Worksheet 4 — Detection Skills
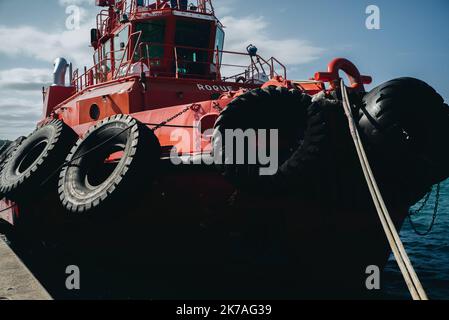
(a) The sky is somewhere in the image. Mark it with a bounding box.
[0,0,448,140]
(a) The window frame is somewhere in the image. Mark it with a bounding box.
[134,19,168,62]
[113,25,131,66]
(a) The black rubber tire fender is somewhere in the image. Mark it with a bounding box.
[358,77,449,185]
[212,86,329,192]
[0,141,12,161]
[0,137,25,177]
[0,137,26,200]
[0,120,78,201]
[58,114,161,214]
[273,97,335,189]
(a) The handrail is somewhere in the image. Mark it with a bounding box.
[72,39,286,92]
[137,42,286,81]
[174,46,179,79]
[96,10,110,36]
[94,1,217,51]
[124,0,215,15]
[269,56,287,79]
[114,30,142,79]
[71,56,113,91]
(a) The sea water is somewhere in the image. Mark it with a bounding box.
[383,179,449,300]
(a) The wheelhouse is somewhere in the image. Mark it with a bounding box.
[90,0,225,82]
[70,0,286,92]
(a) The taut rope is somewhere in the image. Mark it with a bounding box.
[340,79,428,300]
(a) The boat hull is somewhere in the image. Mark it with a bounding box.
[2,159,408,299]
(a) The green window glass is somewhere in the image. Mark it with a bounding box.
[175,19,211,49]
[214,26,225,64]
[134,20,166,62]
[175,19,211,76]
[101,39,112,71]
[114,26,130,65]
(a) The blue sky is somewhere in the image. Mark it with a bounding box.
[0,0,448,139]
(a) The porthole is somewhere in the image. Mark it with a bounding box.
[90,104,100,120]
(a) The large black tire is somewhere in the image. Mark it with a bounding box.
[59,114,161,214]
[358,78,449,205]
[0,120,78,201]
[212,86,330,193]
[0,141,12,159]
[0,137,26,170]
[0,137,26,199]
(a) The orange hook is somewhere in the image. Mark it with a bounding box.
[314,58,372,91]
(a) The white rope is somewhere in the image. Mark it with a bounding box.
[340,80,428,300]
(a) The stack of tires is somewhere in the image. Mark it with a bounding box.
[0,116,160,220]
[212,86,335,195]
[212,80,449,208]
[1,79,447,218]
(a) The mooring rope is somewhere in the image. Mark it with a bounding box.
[340,79,428,300]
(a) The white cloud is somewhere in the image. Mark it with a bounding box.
[58,0,95,5]
[0,0,96,139]
[0,68,52,91]
[0,0,97,68]
[221,16,324,66]
[0,24,94,68]
[0,69,51,139]
[0,97,42,140]
[214,0,324,67]
[215,0,236,17]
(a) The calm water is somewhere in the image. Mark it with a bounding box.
[383,179,449,300]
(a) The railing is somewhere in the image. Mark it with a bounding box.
[71,41,287,92]
[137,42,287,82]
[114,31,143,79]
[220,55,287,84]
[96,9,111,37]
[71,30,143,92]
[71,58,111,92]
[123,0,215,16]
[95,1,216,48]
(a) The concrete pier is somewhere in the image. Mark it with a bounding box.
[0,236,52,300]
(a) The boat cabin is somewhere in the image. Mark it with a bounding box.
[89,0,225,82]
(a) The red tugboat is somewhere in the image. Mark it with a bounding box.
[1,0,448,299]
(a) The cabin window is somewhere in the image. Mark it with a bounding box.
[134,20,166,63]
[93,50,99,66]
[101,39,112,72]
[114,26,130,65]
[175,19,211,49]
[175,19,211,76]
[214,26,225,64]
